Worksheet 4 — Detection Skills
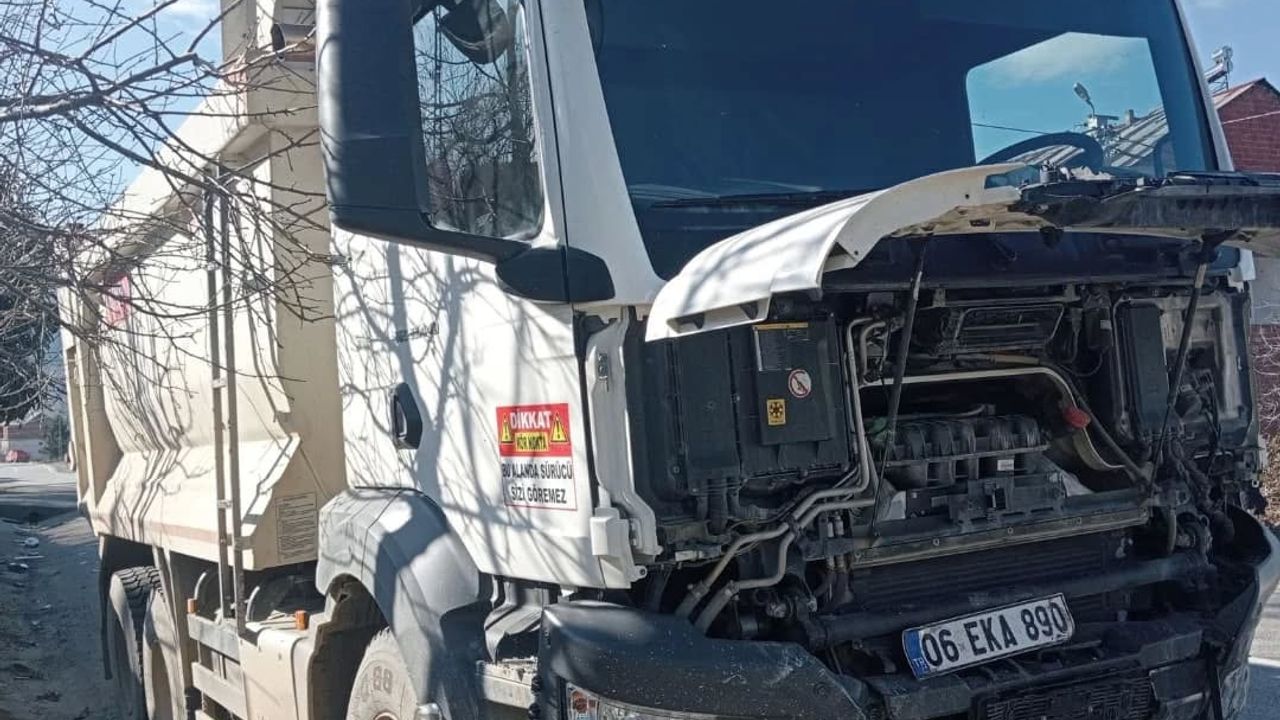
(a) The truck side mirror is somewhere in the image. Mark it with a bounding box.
[437,0,514,64]
[315,0,523,263]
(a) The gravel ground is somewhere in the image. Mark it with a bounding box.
[0,512,114,720]
[1253,435,1280,526]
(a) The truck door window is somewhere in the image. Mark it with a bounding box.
[411,1,543,240]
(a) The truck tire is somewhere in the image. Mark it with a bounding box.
[345,629,421,720]
[143,587,185,720]
[107,567,160,720]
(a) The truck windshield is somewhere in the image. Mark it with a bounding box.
[586,0,1213,278]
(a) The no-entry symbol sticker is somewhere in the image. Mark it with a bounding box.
[788,369,813,399]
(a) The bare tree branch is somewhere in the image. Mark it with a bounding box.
[0,0,324,423]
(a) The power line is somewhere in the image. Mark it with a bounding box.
[972,122,1054,136]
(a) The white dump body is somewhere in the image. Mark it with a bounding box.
[61,62,343,570]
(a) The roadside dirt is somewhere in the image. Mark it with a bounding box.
[1261,436,1280,526]
[0,513,115,720]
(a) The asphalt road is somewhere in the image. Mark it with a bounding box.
[0,462,77,522]
[1243,586,1280,720]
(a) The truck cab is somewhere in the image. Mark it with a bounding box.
[319,1,1280,718]
[64,1,1280,719]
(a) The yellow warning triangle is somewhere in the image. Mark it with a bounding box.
[500,418,513,443]
[551,414,568,443]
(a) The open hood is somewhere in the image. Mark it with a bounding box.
[645,165,1280,341]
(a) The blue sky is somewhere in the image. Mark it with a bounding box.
[1182,0,1280,87]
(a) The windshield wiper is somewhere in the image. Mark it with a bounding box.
[646,189,877,209]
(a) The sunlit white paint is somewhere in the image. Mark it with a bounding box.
[645,164,1032,341]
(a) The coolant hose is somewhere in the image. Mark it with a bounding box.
[690,499,875,632]
[968,354,1147,482]
[675,479,862,618]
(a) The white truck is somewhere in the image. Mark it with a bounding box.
[62,1,1280,719]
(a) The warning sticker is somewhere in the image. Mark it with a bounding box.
[766,398,787,426]
[497,403,576,511]
[276,493,317,562]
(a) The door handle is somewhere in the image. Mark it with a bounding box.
[390,383,423,450]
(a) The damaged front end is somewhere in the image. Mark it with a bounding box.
[553,168,1280,720]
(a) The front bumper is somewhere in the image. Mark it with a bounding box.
[542,512,1280,720]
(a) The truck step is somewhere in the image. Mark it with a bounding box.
[187,614,241,661]
[192,663,248,719]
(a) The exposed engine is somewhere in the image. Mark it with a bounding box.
[621,260,1263,697]
[875,413,1075,528]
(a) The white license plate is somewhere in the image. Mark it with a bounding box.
[903,594,1075,679]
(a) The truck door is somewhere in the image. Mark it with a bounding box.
[321,0,629,589]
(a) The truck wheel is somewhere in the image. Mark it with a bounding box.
[346,629,421,720]
[107,567,160,720]
[143,587,185,720]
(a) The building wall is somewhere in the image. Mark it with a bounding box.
[1219,81,1280,172]
[1,422,49,460]
[0,439,44,460]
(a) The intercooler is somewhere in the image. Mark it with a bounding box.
[846,530,1125,613]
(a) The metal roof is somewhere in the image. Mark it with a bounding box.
[1002,80,1270,170]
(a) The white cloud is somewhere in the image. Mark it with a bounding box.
[978,33,1148,86]
[165,0,219,21]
